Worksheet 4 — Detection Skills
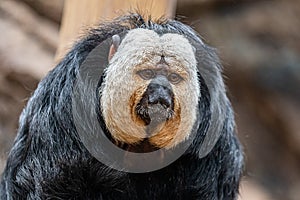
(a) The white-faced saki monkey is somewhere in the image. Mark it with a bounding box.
[0,14,243,199]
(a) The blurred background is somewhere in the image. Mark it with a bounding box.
[0,0,299,199]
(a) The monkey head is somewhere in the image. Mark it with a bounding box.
[100,28,200,150]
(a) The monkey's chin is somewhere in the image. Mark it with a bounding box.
[107,100,180,150]
[148,104,171,122]
[136,104,173,126]
[144,104,171,135]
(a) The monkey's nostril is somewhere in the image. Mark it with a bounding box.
[148,93,172,108]
[160,97,172,108]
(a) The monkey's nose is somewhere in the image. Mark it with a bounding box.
[147,83,173,108]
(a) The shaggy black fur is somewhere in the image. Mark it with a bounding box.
[0,14,243,199]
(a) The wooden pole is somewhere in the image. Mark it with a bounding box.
[55,0,177,62]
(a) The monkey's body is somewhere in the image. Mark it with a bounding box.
[0,14,243,199]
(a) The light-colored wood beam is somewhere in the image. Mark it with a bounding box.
[55,0,177,62]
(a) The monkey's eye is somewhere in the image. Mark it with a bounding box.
[137,69,156,80]
[168,73,183,84]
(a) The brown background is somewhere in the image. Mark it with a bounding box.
[1,0,300,199]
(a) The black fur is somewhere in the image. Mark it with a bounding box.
[0,14,243,199]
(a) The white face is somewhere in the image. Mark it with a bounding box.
[100,28,200,149]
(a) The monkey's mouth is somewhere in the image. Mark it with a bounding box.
[135,103,174,126]
[135,97,175,135]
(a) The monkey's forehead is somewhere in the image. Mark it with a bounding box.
[114,28,197,69]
